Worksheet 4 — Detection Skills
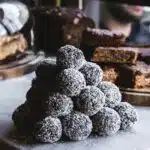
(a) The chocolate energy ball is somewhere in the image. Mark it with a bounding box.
[33,116,62,143]
[91,107,121,136]
[35,58,59,86]
[97,81,122,108]
[31,77,56,92]
[26,86,49,121]
[62,111,92,141]
[56,68,86,97]
[26,86,49,108]
[43,92,73,117]
[75,86,105,116]
[12,103,33,134]
[79,62,103,86]
[114,102,138,130]
[56,45,85,70]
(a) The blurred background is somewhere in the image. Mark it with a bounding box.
[31,0,150,30]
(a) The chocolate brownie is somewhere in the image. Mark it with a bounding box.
[82,28,125,47]
[91,47,139,64]
[117,61,150,89]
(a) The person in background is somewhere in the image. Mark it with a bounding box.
[100,2,150,45]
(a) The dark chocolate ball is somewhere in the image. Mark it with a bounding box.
[97,81,122,108]
[56,68,86,97]
[62,111,92,141]
[26,86,49,121]
[56,45,85,69]
[114,102,138,130]
[33,116,62,143]
[12,103,33,134]
[79,62,103,86]
[31,77,56,92]
[91,107,121,136]
[43,92,73,117]
[35,57,59,82]
[75,86,105,116]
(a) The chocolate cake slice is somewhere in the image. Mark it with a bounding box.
[33,7,85,53]
[117,61,150,89]
[82,28,125,47]
[62,23,84,48]
[91,47,139,64]
[33,7,95,54]
[62,17,95,48]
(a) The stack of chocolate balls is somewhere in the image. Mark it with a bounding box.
[12,45,138,143]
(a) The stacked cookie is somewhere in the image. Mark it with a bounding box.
[12,45,138,143]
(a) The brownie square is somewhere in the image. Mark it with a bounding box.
[82,28,125,47]
[117,61,150,89]
[91,47,139,64]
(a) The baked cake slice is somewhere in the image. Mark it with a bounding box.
[91,47,139,64]
[0,34,27,61]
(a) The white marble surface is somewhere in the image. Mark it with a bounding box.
[0,74,150,150]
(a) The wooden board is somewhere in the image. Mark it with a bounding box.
[0,51,45,80]
[120,87,150,94]
[121,88,150,106]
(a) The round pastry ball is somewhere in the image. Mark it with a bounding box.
[26,86,49,121]
[56,68,86,97]
[56,45,85,69]
[12,103,33,134]
[33,116,62,143]
[114,102,138,130]
[43,92,73,117]
[91,107,121,136]
[62,111,92,141]
[26,86,49,110]
[35,57,59,81]
[31,77,56,92]
[75,86,105,116]
[79,62,103,86]
[97,81,122,108]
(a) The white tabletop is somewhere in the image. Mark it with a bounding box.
[0,73,150,150]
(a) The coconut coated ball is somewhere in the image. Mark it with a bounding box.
[97,81,122,108]
[56,68,86,97]
[91,107,121,136]
[79,62,103,86]
[114,102,138,130]
[43,92,73,117]
[33,116,62,143]
[57,45,85,69]
[62,111,92,141]
[75,86,105,116]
